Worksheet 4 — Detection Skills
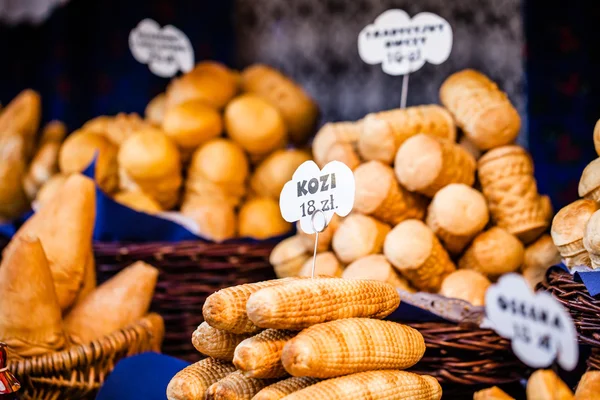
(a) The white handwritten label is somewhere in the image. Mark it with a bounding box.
[484,274,578,371]
[129,19,194,78]
[358,9,452,76]
[279,161,355,234]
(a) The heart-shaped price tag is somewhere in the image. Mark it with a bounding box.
[129,19,195,78]
[484,273,579,371]
[279,160,355,234]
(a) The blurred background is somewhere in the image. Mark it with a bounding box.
[0,0,597,210]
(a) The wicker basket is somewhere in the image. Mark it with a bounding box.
[94,239,280,362]
[406,321,528,385]
[8,313,164,400]
[389,291,529,388]
[539,269,600,348]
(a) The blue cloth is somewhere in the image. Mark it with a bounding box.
[386,300,447,323]
[0,211,33,239]
[556,264,600,297]
[96,352,189,400]
[0,160,293,244]
[81,158,291,243]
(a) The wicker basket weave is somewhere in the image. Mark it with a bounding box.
[8,313,164,400]
[387,290,529,387]
[539,269,600,348]
[94,240,279,362]
[406,321,528,385]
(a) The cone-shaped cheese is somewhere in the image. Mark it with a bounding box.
[64,261,158,344]
[354,161,427,225]
[145,93,166,126]
[439,270,491,306]
[526,369,574,400]
[298,252,343,277]
[522,235,561,289]
[13,174,95,311]
[296,214,341,253]
[312,121,362,169]
[478,146,547,243]
[459,227,524,280]
[0,89,41,158]
[575,370,600,399]
[395,134,476,197]
[426,183,489,254]
[242,64,319,145]
[358,105,456,164]
[69,251,97,310]
[250,149,311,199]
[332,214,390,264]
[0,235,65,358]
[59,129,118,194]
[474,386,515,400]
[0,132,29,221]
[384,219,456,292]
[269,236,310,278]
[343,254,414,292]
[440,69,520,150]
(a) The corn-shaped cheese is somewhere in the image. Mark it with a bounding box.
[203,278,298,334]
[234,329,296,378]
[246,278,400,330]
[166,358,236,400]
[281,318,425,378]
[252,377,320,400]
[206,370,276,400]
[193,322,254,361]
[280,370,442,400]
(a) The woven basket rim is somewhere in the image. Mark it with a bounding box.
[92,239,282,258]
[8,313,164,376]
[540,268,600,348]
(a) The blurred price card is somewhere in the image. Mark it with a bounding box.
[129,19,194,78]
[279,161,355,234]
[358,9,452,107]
[484,273,579,371]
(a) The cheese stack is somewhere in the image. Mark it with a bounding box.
[549,117,600,271]
[20,61,320,242]
[167,277,441,400]
[0,174,159,359]
[269,68,558,306]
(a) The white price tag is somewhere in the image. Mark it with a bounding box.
[358,9,452,76]
[129,19,194,78]
[279,161,355,234]
[484,274,578,371]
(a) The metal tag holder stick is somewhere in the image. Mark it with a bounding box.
[400,57,411,109]
[310,210,327,278]
[400,72,409,109]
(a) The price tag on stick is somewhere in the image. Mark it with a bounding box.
[129,19,195,78]
[484,274,579,371]
[358,9,453,108]
[279,161,355,277]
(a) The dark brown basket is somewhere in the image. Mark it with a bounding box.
[539,269,600,348]
[8,313,164,400]
[589,348,600,370]
[94,240,279,362]
[405,321,529,386]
